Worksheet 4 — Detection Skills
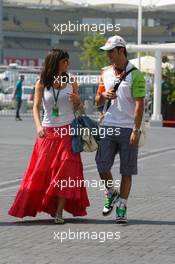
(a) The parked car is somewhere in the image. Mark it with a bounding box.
[0,86,34,108]
[1,86,33,101]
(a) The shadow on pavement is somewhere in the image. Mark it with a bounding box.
[0,218,175,226]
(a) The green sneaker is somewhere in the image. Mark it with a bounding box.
[116,205,128,224]
[102,189,119,216]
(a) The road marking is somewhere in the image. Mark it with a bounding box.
[0,179,20,187]
[85,148,175,173]
[168,164,175,167]
[0,186,19,192]
[1,148,175,193]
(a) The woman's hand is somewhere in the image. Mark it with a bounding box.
[102,88,117,100]
[67,93,81,106]
[37,126,45,138]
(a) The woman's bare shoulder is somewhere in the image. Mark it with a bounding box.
[35,79,44,90]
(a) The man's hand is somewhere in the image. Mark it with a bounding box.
[12,93,16,101]
[130,131,140,145]
[102,88,117,100]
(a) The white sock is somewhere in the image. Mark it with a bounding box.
[116,197,127,207]
[55,212,63,218]
[106,186,114,195]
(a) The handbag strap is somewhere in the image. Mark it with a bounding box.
[105,66,137,112]
[72,82,86,118]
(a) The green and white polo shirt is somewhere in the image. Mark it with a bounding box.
[97,62,146,128]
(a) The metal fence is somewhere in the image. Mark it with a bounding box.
[0,65,100,117]
[0,65,39,116]
[0,64,151,120]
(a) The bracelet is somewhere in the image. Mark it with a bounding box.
[132,128,142,134]
[74,101,83,109]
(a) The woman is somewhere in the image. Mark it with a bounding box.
[8,49,90,224]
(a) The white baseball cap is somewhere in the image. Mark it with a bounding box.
[100,35,126,51]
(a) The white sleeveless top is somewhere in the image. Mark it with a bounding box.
[42,83,75,127]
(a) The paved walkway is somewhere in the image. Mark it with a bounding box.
[0,117,175,264]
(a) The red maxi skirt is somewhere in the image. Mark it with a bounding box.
[8,124,90,218]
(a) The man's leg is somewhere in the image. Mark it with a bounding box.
[99,170,119,216]
[99,171,113,189]
[116,128,138,223]
[18,97,22,118]
[115,174,132,224]
[120,175,132,199]
[16,97,22,120]
[116,176,132,223]
[95,133,119,216]
[16,98,19,118]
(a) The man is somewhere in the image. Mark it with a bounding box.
[13,75,24,121]
[95,35,145,223]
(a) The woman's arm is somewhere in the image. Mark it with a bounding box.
[33,80,45,138]
[70,80,83,110]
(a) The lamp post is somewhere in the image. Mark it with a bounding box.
[127,44,175,127]
[137,0,142,70]
[0,0,3,64]
[151,50,162,125]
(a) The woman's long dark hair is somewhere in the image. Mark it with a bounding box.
[40,48,69,89]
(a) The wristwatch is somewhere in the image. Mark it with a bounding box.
[132,128,142,134]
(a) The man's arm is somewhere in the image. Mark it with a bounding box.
[12,87,17,100]
[95,92,105,107]
[95,90,117,106]
[133,97,144,130]
[95,73,106,107]
[130,97,144,145]
[95,70,117,107]
[130,70,146,144]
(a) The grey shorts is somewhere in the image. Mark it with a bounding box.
[95,126,138,175]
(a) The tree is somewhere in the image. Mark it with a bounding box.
[80,34,108,70]
[164,67,175,104]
